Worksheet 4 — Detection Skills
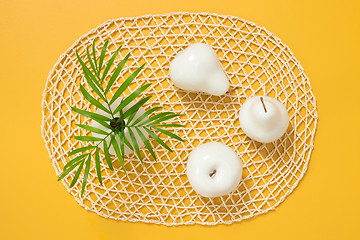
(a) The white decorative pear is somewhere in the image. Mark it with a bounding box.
[169,43,229,96]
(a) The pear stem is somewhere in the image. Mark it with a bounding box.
[226,86,240,94]
[260,97,267,113]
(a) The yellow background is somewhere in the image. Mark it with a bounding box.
[0,0,359,239]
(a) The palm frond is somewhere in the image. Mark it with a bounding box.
[59,40,183,197]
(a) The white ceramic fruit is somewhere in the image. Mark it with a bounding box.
[239,96,289,143]
[186,142,243,198]
[169,43,229,96]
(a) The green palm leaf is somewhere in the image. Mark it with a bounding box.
[72,107,110,121]
[103,140,114,171]
[95,147,102,185]
[128,127,143,165]
[92,38,98,72]
[138,112,177,126]
[104,53,130,94]
[79,85,111,114]
[110,134,126,174]
[58,160,83,181]
[64,153,89,170]
[74,136,103,142]
[153,126,184,142]
[144,114,181,126]
[81,154,92,196]
[86,46,99,79]
[122,96,152,119]
[113,83,151,115]
[76,124,109,135]
[68,146,95,157]
[136,127,156,161]
[109,64,145,105]
[130,106,163,126]
[101,45,122,83]
[144,127,172,152]
[124,136,134,151]
[98,41,109,75]
[70,161,85,188]
[76,50,104,98]
[118,128,125,160]
[71,107,111,129]
[126,111,138,126]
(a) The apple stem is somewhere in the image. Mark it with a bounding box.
[260,97,267,113]
[209,170,216,177]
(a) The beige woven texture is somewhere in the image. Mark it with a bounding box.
[41,12,318,225]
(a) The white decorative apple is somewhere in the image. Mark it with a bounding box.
[91,98,149,155]
[186,142,243,198]
[239,96,289,143]
[169,43,229,96]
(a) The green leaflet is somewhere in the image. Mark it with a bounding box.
[71,107,111,129]
[79,85,111,114]
[98,41,109,75]
[92,38,98,72]
[122,96,152,119]
[143,114,181,126]
[74,136,103,142]
[118,128,125,161]
[135,127,156,161]
[101,45,122,83]
[153,127,184,142]
[68,146,96,157]
[70,161,85,188]
[138,112,178,126]
[64,153,89,170]
[113,83,151,115]
[128,127,143,165]
[144,127,172,152]
[76,50,105,100]
[109,64,145,105]
[58,160,83,181]
[130,106,163,126]
[110,134,127,174]
[76,124,109,135]
[87,46,99,79]
[103,138,113,171]
[95,147,102,185]
[81,154,92,196]
[104,53,130,94]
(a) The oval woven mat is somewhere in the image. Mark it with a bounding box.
[41,12,318,225]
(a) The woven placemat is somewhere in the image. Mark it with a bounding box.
[41,12,318,225]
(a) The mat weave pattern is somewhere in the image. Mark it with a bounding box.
[41,12,318,225]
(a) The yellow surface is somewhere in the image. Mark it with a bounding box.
[0,0,359,239]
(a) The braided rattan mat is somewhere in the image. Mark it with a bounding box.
[41,12,318,225]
